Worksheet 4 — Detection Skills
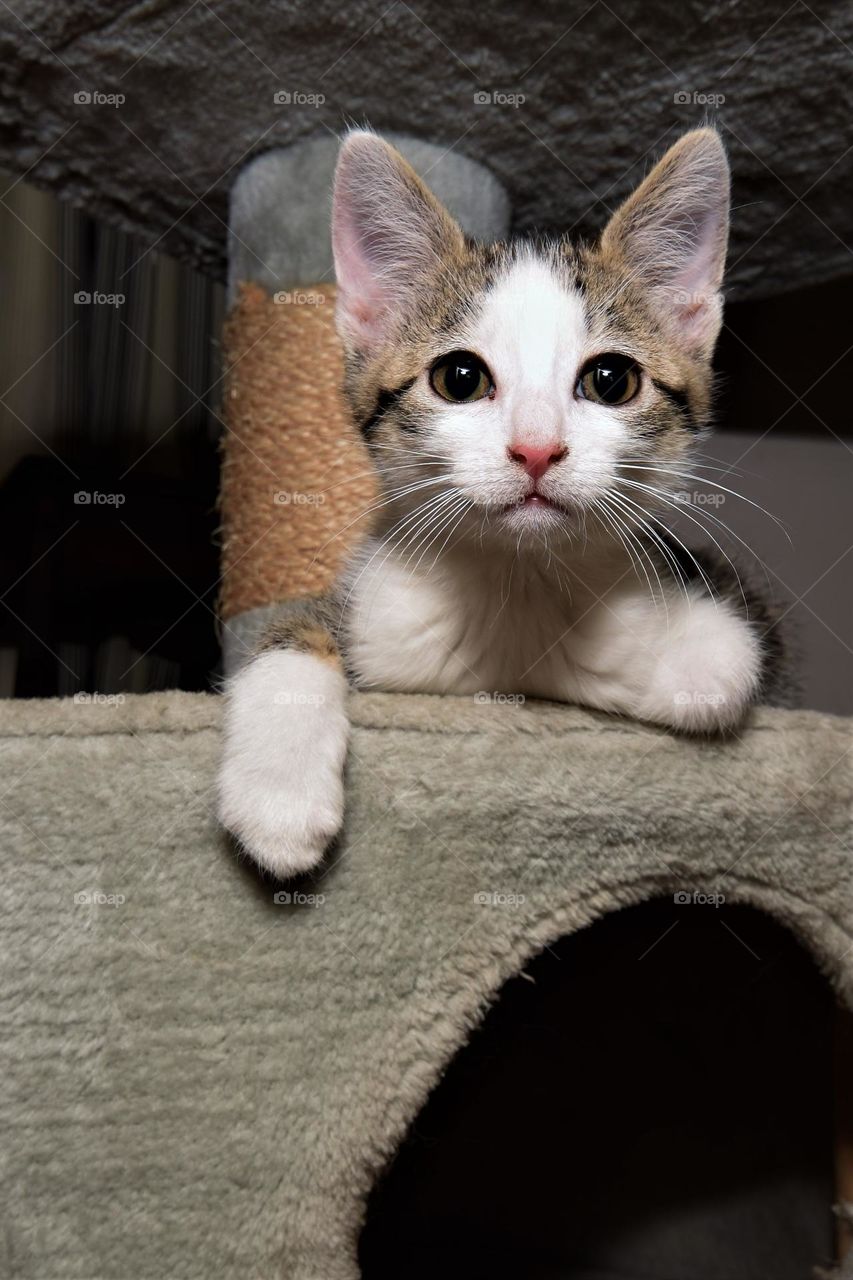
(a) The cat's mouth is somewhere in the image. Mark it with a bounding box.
[516,494,556,508]
[502,492,566,514]
[494,491,582,538]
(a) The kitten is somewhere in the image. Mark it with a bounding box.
[219,127,786,878]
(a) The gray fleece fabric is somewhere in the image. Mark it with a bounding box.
[4,0,852,300]
[227,132,511,308]
[1,690,852,1279]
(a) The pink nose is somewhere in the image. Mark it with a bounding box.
[507,442,568,481]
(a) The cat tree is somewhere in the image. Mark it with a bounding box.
[1,135,851,1280]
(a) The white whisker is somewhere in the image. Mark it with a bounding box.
[605,489,686,613]
[338,488,461,624]
[617,477,763,612]
[616,463,791,541]
[592,495,660,614]
[309,473,453,564]
[613,486,736,611]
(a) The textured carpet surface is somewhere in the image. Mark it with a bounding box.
[1,691,852,1278]
[2,0,852,300]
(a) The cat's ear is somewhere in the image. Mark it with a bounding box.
[600,129,730,357]
[332,130,465,352]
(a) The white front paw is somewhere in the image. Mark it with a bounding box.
[218,650,349,877]
[639,598,762,733]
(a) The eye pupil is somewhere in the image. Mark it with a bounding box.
[445,362,479,399]
[579,354,640,405]
[595,365,622,398]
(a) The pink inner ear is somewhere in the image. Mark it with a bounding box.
[671,294,718,352]
[665,279,720,352]
[659,207,726,351]
[332,205,391,347]
[672,210,723,293]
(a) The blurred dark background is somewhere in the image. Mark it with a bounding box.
[0,189,224,696]
[0,0,851,709]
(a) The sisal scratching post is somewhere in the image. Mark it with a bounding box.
[218,133,511,673]
[218,280,375,626]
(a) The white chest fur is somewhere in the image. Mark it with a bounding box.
[345,538,622,696]
[342,537,762,734]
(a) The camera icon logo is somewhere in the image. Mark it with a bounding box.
[74,90,92,105]
[73,491,92,505]
[673,90,691,105]
[273,90,292,104]
[73,291,91,305]
[473,90,492,105]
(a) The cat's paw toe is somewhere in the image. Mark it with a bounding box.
[219,771,344,878]
[640,602,762,733]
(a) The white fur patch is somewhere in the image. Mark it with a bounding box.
[473,256,587,423]
[635,593,762,732]
[568,589,763,732]
[345,534,761,734]
[218,650,349,877]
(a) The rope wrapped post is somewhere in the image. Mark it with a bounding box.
[218,281,375,666]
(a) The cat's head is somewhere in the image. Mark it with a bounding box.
[331,128,729,550]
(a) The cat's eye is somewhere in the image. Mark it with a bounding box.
[430,350,494,403]
[577,353,641,405]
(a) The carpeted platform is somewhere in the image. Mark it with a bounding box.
[1,690,851,1278]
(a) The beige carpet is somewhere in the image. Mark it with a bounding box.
[1,691,851,1278]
